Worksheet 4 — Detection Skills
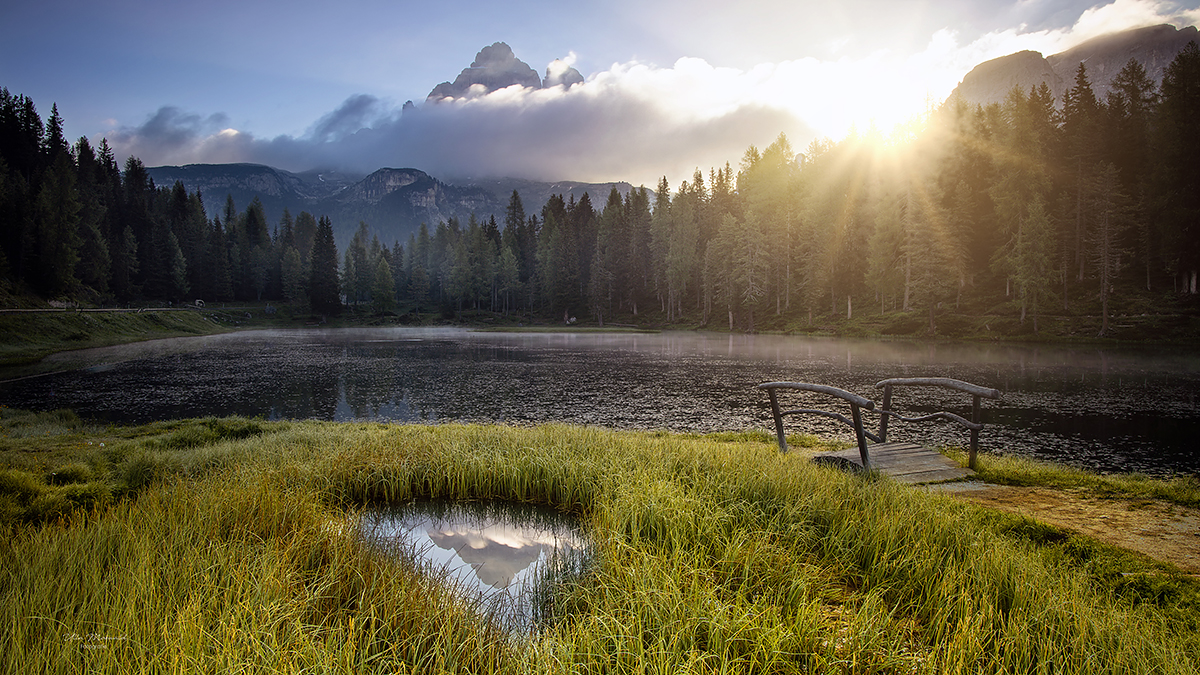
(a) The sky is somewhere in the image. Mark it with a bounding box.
[2,0,1198,187]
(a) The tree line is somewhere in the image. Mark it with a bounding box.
[0,88,342,313]
[2,43,1197,334]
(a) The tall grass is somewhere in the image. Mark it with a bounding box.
[2,417,1198,673]
[961,449,1200,508]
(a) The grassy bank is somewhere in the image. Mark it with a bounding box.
[0,310,229,369]
[943,448,1200,509]
[2,409,1198,674]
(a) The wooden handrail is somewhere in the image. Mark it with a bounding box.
[874,377,1001,399]
[757,382,875,408]
[873,377,1002,470]
[757,382,874,469]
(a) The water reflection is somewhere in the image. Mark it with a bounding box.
[362,500,590,632]
[1,327,1197,475]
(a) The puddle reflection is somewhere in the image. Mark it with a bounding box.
[362,500,591,632]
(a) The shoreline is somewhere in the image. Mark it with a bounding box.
[5,304,1199,371]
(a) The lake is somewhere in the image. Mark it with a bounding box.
[2,327,1197,475]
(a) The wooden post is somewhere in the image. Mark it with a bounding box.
[850,403,871,470]
[969,394,981,470]
[767,388,788,452]
[878,383,893,443]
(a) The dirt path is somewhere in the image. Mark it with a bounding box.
[928,482,1200,574]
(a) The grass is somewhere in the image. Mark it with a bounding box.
[2,411,1199,673]
[0,310,227,369]
[944,447,1200,509]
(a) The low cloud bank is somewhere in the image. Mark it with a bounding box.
[103,0,1198,186]
[106,64,816,187]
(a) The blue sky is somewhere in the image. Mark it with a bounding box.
[2,0,1197,186]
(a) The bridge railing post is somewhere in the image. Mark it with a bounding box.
[757,382,877,469]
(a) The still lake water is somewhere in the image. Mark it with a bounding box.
[2,327,1197,475]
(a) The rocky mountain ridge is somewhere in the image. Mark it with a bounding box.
[146,163,637,249]
[951,23,1198,106]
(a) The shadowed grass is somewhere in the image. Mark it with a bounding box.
[0,310,225,369]
[2,415,1198,673]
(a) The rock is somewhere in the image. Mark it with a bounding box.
[545,59,585,89]
[427,42,542,100]
[949,24,1199,107]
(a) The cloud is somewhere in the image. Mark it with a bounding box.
[544,52,585,89]
[951,0,1200,63]
[105,106,234,164]
[102,0,1198,186]
[308,94,387,142]
[105,59,818,186]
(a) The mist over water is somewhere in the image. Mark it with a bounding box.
[2,327,1197,475]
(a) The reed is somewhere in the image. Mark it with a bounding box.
[2,414,1197,673]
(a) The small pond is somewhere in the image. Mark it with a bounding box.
[361,500,592,633]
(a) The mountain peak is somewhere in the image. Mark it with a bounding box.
[427,42,542,100]
[427,42,584,100]
[949,23,1198,107]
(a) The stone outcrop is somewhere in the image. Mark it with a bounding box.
[951,50,1064,106]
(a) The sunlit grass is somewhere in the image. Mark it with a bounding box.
[2,413,1198,673]
[944,447,1200,508]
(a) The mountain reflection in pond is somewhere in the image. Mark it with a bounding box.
[1,327,1197,475]
[362,501,590,632]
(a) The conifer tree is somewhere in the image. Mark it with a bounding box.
[497,244,521,316]
[279,245,304,307]
[32,153,82,296]
[309,216,340,314]
[206,217,233,301]
[1062,63,1101,282]
[71,137,110,294]
[1008,196,1056,332]
[1155,41,1200,293]
[110,224,140,301]
[588,188,625,325]
[371,255,396,313]
[649,177,672,313]
[1090,163,1128,335]
[167,230,189,299]
[1106,59,1157,290]
[623,187,653,315]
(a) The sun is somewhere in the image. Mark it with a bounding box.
[756,29,964,144]
[791,56,944,142]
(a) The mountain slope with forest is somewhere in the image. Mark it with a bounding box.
[951,23,1198,105]
[145,163,636,248]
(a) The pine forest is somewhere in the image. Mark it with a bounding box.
[2,44,1199,337]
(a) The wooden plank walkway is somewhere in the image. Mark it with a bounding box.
[816,442,975,485]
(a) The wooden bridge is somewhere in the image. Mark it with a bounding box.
[758,378,1002,485]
